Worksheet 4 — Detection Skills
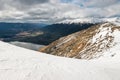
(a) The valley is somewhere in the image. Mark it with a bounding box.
[0,22,95,45]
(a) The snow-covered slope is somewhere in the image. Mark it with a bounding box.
[40,22,120,59]
[1,41,120,80]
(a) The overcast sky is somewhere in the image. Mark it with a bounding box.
[0,0,120,23]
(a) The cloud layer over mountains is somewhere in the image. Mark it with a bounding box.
[0,0,120,23]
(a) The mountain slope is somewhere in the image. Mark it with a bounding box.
[1,41,120,80]
[40,22,120,59]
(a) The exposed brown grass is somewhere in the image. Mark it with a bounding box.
[39,23,120,59]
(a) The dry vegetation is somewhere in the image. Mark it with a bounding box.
[40,23,120,59]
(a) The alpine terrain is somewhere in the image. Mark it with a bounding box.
[40,22,120,59]
[1,0,120,80]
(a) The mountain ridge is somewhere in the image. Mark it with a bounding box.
[58,17,120,24]
[40,22,120,59]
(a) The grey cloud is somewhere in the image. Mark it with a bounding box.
[67,0,120,8]
[0,0,120,23]
[0,0,50,10]
[17,0,50,5]
[85,0,120,8]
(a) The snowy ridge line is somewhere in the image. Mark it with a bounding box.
[58,17,120,25]
[40,22,120,60]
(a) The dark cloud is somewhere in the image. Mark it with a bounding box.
[0,0,50,10]
[17,0,50,5]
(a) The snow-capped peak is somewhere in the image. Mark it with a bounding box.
[58,17,120,24]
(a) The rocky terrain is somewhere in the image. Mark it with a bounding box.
[40,22,120,59]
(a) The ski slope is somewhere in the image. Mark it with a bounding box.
[0,41,120,80]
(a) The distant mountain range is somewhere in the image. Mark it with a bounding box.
[59,17,120,24]
[1,17,119,45]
